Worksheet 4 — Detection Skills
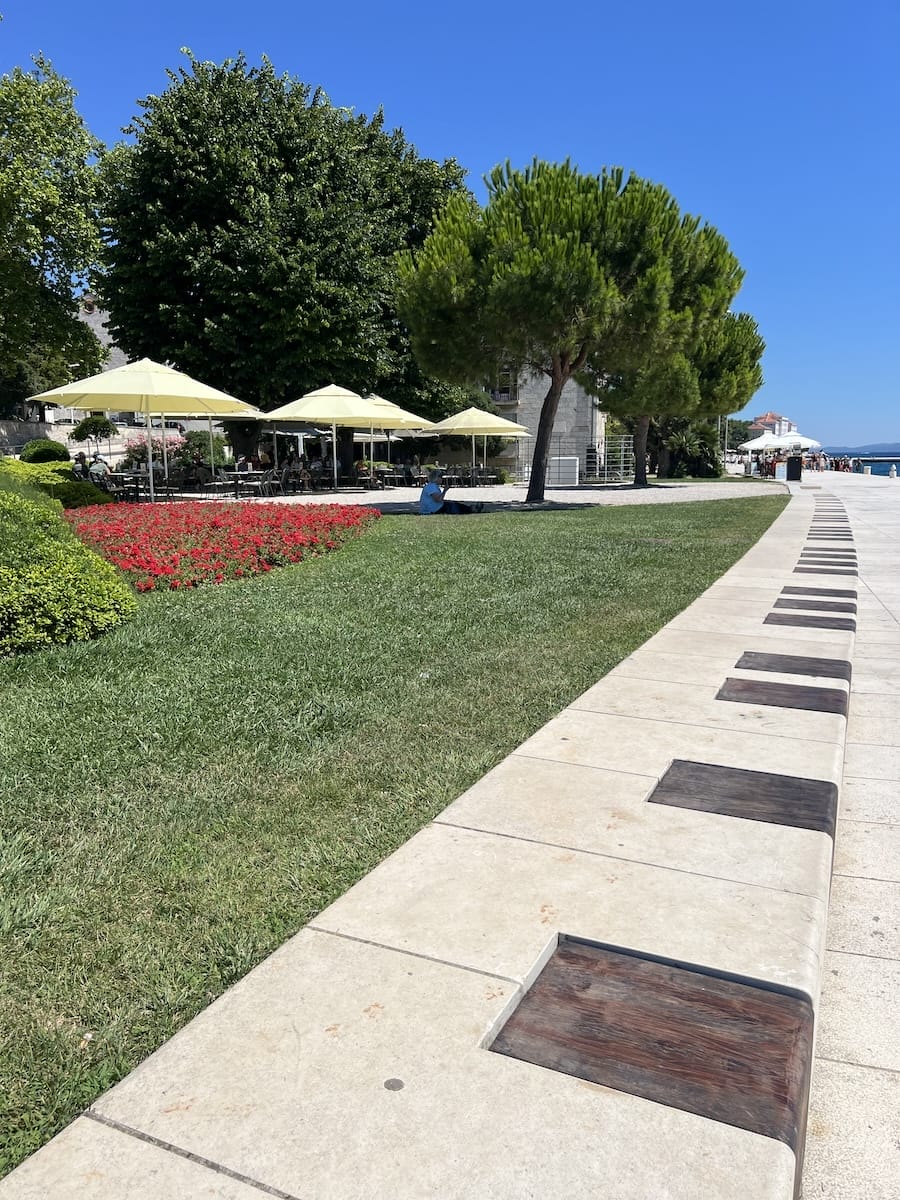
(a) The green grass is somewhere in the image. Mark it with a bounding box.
[0,495,787,1173]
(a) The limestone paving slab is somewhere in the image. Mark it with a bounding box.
[825,875,900,960]
[833,820,900,882]
[85,930,794,1200]
[570,675,845,744]
[842,742,900,781]
[438,755,832,897]
[839,777,899,824]
[641,626,855,664]
[0,1115,269,1200]
[663,609,855,648]
[848,662,900,694]
[514,708,844,786]
[611,648,851,693]
[846,712,900,745]
[814,950,900,1071]
[802,1059,900,1200]
[313,823,826,1000]
[850,643,900,663]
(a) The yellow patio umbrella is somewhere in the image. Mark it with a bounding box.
[264,384,389,490]
[29,358,262,500]
[426,406,530,471]
[361,394,435,471]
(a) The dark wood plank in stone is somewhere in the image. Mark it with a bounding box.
[793,567,858,576]
[782,587,858,597]
[735,650,852,682]
[490,937,814,1162]
[799,559,858,566]
[765,611,856,629]
[648,758,838,837]
[717,676,848,715]
[774,598,857,613]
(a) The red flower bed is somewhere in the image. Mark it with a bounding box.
[65,502,379,592]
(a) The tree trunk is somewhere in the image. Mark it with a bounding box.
[525,373,566,504]
[656,445,671,479]
[633,414,651,486]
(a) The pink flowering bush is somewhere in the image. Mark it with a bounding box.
[65,501,379,592]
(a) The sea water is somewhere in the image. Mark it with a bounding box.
[864,461,900,477]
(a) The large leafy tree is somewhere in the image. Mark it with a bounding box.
[589,215,754,485]
[396,159,731,502]
[615,311,765,479]
[0,56,105,413]
[99,54,468,417]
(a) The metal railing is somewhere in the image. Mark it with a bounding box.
[513,434,634,484]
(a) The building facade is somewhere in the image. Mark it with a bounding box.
[490,370,607,479]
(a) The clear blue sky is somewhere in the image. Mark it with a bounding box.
[3,0,898,445]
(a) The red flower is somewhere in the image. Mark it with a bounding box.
[65,501,379,592]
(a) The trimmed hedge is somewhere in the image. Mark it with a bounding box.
[19,438,71,463]
[41,479,116,508]
[0,489,135,656]
[0,458,112,507]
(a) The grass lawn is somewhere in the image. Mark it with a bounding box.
[0,494,787,1174]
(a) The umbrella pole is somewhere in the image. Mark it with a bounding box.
[273,428,279,471]
[145,398,155,503]
[332,423,338,491]
[207,416,215,476]
[161,421,169,479]
[471,433,476,477]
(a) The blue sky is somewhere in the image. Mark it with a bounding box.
[3,0,898,445]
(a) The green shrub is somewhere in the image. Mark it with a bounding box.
[39,479,115,508]
[0,491,135,655]
[19,439,71,464]
[0,457,74,496]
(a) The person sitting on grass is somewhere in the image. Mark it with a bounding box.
[419,468,482,515]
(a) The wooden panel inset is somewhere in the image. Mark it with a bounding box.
[793,567,858,576]
[799,560,858,568]
[649,758,838,836]
[782,586,858,598]
[735,650,852,682]
[765,612,856,630]
[774,597,857,613]
[717,676,848,715]
[490,937,814,1158]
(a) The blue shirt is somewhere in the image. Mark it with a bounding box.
[419,481,444,514]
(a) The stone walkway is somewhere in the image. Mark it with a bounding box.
[798,474,900,1200]
[2,473,897,1199]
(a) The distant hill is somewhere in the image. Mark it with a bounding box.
[824,443,900,455]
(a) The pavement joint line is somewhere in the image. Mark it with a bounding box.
[830,871,900,885]
[813,1056,900,1077]
[430,819,834,900]
[509,749,661,781]
[565,702,844,745]
[824,943,900,962]
[82,1112,303,1200]
[303,925,522,987]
